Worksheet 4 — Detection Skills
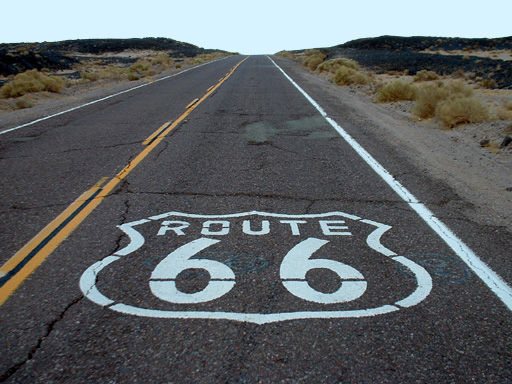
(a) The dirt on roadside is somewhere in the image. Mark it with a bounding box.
[276,56,512,232]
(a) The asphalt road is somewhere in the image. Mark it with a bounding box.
[0,55,511,382]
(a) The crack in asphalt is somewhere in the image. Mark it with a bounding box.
[154,140,169,161]
[0,140,142,160]
[116,190,313,203]
[0,202,70,214]
[0,296,84,382]
[108,189,434,207]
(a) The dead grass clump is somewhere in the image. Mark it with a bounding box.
[0,69,64,98]
[126,59,157,80]
[151,54,174,67]
[496,101,512,121]
[129,60,151,73]
[81,71,101,82]
[412,80,485,126]
[334,67,371,86]
[376,80,417,102]
[15,98,33,109]
[436,97,488,127]
[304,56,324,71]
[317,58,358,73]
[414,70,439,82]
[412,83,450,118]
[480,78,498,89]
[302,49,326,71]
[276,51,294,59]
[445,80,473,97]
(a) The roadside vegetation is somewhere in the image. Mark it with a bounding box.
[0,69,64,98]
[276,50,509,130]
[0,52,230,112]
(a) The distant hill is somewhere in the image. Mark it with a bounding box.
[0,37,230,76]
[338,35,512,52]
[297,36,512,89]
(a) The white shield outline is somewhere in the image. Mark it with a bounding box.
[80,211,432,324]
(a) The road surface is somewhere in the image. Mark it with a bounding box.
[0,55,511,382]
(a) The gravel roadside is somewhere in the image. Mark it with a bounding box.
[274,57,512,232]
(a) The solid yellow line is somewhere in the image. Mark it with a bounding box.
[142,121,170,146]
[185,98,199,109]
[0,56,249,305]
[0,181,105,275]
[0,179,107,304]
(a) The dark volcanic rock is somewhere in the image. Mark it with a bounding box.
[0,49,77,77]
[330,48,512,89]
[339,36,512,52]
[0,37,229,77]
[37,37,221,56]
[295,36,512,89]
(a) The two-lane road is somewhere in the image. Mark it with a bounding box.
[0,55,510,382]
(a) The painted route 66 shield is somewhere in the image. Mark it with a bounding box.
[80,211,432,324]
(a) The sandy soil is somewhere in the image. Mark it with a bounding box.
[421,49,512,61]
[296,66,512,232]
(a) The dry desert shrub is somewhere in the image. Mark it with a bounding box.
[412,80,486,126]
[317,58,358,73]
[302,49,326,71]
[445,80,473,97]
[412,82,473,114]
[480,78,498,89]
[151,54,174,67]
[304,56,324,71]
[276,51,294,59]
[81,71,101,82]
[496,100,512,121]
[334,66,371,86]
[435,97,488,127]
[376,80,417,102]
[14,98,33,109]
[0,69,64,98]
[129,60,151,73]
[127,73,140,81]
[414,70,439,82]
[412,83,450,118]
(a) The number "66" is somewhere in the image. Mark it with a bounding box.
[150,237,367,305]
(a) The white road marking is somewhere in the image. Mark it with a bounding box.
[280,238,367,304]
[267,56,512,311]
[392,256,433,307]
[150,238,235,304]
[114,219,150,256]
[80,211,433,323]
[0,57,228,136]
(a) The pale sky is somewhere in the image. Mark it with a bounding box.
[2,0,511,55]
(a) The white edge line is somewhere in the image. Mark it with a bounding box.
[267,55,512,311]
[0,57,230,136]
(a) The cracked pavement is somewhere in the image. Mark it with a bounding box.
[0,55,511,382]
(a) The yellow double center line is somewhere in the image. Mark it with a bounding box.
[0,56,249,305]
